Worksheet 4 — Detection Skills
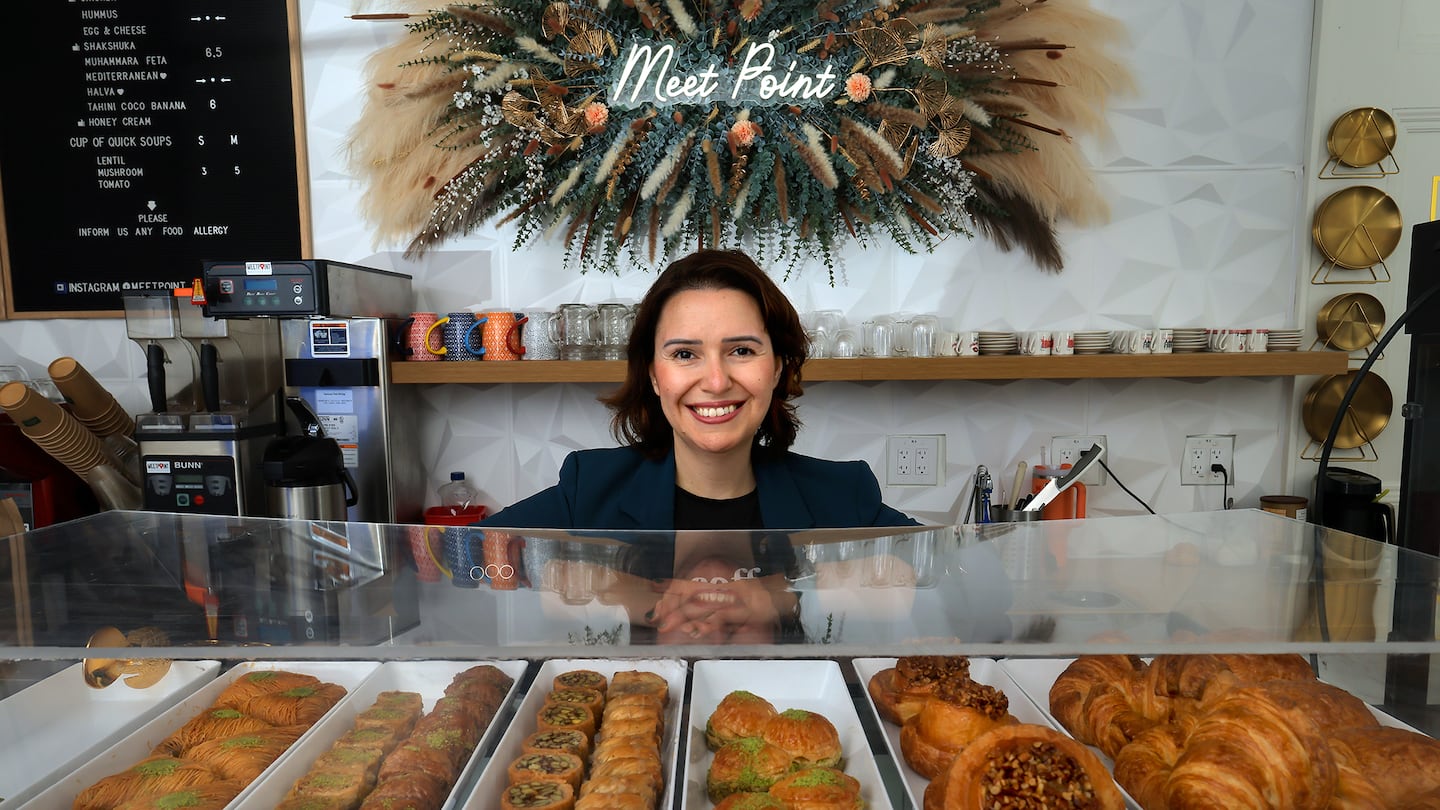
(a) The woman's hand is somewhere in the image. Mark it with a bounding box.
[648,567,791,643]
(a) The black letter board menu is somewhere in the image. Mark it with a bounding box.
[0,0,308,318]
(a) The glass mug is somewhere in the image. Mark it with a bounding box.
[862,316,896,357]
[555,303,598,360]
[908,314,941,358]
[596,303,635,361]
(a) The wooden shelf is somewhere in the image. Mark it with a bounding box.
[390,351,1347,384]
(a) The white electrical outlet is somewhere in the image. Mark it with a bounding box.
[1050,435,1107,486]
[1181,434,1235,486]
[887,435,943,486]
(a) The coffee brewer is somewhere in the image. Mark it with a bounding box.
[200,259,421,524]
[127,289,285,517]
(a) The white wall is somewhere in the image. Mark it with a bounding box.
[6,0,1432,526]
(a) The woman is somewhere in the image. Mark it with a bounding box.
[480,249,917,642]
[482,248,917,531]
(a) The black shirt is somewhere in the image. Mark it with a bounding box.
[673,486,764,530]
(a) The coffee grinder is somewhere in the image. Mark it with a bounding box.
[127,289,285,517]
[200,259,421,524]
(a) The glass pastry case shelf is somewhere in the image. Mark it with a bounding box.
[3,509,1436,660]
[389,351,1347,384]
[2,509,1437,808]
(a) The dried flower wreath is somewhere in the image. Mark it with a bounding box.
[348,0,1130,278]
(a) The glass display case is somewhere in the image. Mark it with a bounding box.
[2,509,1437,808]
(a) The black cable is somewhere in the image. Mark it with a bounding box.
[1212,463,1231,510]
[1097,457,1155,514]
[1310,276,1440,644]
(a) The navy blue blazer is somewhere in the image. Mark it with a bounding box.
[479,446,918,530]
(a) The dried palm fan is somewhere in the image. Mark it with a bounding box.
[348,1,488,245]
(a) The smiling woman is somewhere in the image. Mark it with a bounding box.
[478,248,917,532]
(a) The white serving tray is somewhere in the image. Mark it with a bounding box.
[852,657,1073,810]
[685,659,893,810]
[464,658,689,810]
[22,660,380,810]
[0,660,221,808]
[236,659,529,810]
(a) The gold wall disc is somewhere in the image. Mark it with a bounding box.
[1313,186,1402,269]
[1326,107,1397,168]
[1317,292,1385,351]
[1303,372,1392,449]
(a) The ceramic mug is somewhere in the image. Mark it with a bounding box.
[1020,330,1054,356]
[1052,330,1076,356]
[1152,328,1174,354]
[479,311,527,361]
[441,311,486,361]
[520,309,559,360]
[954,330,981,357]
[398,312,444,361]
[1246,328,1270,353]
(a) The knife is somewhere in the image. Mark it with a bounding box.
[1023,443,1105,512]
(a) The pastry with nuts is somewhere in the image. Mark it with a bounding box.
[922,723,1124,810]
[706,737,796,802]
[900,672,1017,779]
[705,690,780,751]
[760,709,843,770]
[867,655,971,726]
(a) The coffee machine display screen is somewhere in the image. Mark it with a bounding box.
[245,278,279,292]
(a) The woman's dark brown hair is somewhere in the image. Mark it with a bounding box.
[601,249,807,459]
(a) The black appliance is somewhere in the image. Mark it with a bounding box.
[1398,219,1440,557]
[1316,467,1393,544]
[1387,220,1440,719]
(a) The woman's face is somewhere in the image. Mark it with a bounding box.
[651,287,782,462]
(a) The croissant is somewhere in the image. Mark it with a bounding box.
[1047,654,1161,759]
[1158,682,1339,810]
[901,674,1016,779]
[1147,653,1315,701]
[922,723,1124,810]
[1328,725,1440,808]
[1112,723,1186,809]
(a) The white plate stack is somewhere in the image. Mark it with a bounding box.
[1171,328,1208,353]
[978,331,1018,355]
[1267,328,1303,351]
[1072,331,1112,354]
